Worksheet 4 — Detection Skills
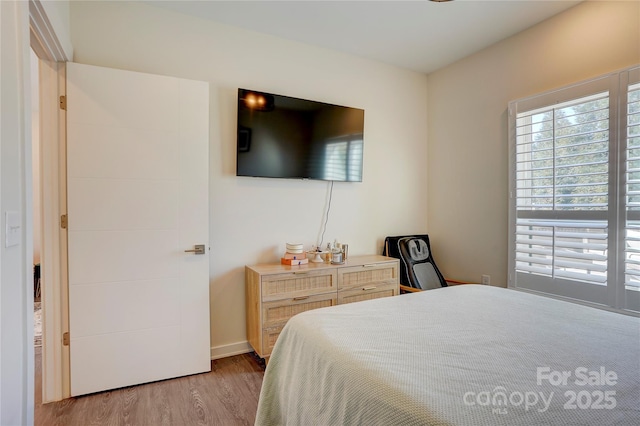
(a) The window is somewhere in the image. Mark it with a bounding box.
[625,82,640,293]
[509,66,640,314]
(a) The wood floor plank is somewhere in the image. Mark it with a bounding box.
[34,347,265,425]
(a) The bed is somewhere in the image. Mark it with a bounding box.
[255,285,640,425]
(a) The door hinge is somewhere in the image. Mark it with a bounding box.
[59,95,66,110]
[60,214,68,229]
[63,332,70,346]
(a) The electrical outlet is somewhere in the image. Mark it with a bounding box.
[481,275,491,285]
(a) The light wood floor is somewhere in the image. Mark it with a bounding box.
[34,346,265,425]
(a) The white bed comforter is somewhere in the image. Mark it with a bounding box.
[255,285,640,425]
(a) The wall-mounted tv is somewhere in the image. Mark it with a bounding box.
[236,88,365,182]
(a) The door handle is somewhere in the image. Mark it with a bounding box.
[184,244,206,255]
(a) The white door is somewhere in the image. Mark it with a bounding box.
[66,62,210,396]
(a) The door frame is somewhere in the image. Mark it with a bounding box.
[29,0,70,402]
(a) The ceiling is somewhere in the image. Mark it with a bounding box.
[145,0,582,74]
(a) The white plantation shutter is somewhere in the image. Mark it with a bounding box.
[509,66,640,313]
[625,82,640,291]
[516,219,608,285]
[514,93,610,290]
[515,93,610,212]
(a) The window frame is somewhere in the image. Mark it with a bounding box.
[508,65,639,315]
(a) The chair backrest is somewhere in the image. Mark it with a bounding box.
[383,235,447,290]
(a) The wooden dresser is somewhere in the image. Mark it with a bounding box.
[245,255,399,359]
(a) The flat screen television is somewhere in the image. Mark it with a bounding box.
[236,88,365,182]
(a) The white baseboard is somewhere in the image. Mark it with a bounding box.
[210,341,253,360]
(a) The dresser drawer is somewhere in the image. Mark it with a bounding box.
[338,281,398,304]
[262,325,285,356]
[261,269,337,302]
[338,262,398,290]
[262,292,337,327]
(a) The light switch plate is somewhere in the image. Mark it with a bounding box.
[5,211,20,248]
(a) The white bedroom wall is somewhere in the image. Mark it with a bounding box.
[69,1,429,355]
[427,1,640,287]
[1,1,34,424]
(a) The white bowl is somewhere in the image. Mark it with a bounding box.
[286,249,304,254]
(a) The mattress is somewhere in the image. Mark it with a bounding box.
[255,285,640,425]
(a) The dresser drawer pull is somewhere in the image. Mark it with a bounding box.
[362,264,377,268]
[293,296,310,301]
[293,271,309,275]
[362,286,377,291]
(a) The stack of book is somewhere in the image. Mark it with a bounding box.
[281,243,308,265]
